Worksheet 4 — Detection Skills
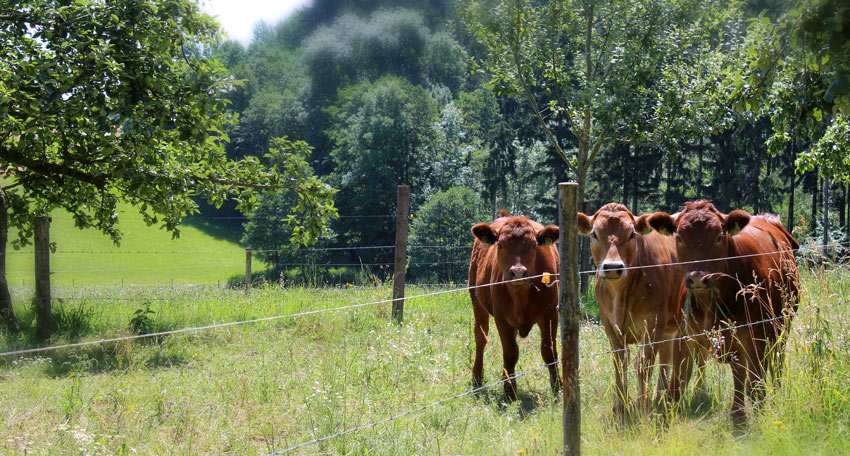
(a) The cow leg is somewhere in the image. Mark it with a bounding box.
[741,331,767,407]
[495,317,520,401]
[608,341,629,418]
[655,339,673,403]
[730,359,749,426]
[539,317,560,394]
[636,331,656,416]
[472,302,490,389]
[667,333,693,406]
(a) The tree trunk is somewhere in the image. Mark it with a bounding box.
[786,139,796,233]
[577,165,590,295]
[812,173,819,234]
[788,174,796,234]
[697,140,704,198]
[0,189,19,331]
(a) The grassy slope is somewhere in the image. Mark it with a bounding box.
[5,205,263,286]
[0,266,847,455]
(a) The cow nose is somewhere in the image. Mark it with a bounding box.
[601,261,625,277]
[509,266,527,279]
[685,271,712,289]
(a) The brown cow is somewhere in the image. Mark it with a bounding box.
[469,211,560,400]
[646,200,800,423]
[579,203,690,416]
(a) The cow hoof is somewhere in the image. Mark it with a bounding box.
[731,409,747,429]
[503,380,518,402]
[612,402,626,419]
[472,376,483,389]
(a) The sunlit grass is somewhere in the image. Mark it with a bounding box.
[0,268,847,455]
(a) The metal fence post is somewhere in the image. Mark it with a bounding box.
[34,215,52,341]
[392,185,410,324]
[558,182,581,456]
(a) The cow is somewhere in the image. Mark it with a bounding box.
[644,200,800,424]
[578,203,694,416]
[469,211,560,400]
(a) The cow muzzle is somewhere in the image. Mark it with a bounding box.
[685,271,719,290]
[508,266,528,280]
[599,261,626,280]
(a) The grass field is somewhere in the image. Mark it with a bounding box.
[5,206,264,287]
[0,266,848,455]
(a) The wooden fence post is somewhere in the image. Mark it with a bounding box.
[245,248,252,290]
[34,216,52,341]
[392,185,410,324]
[558,182,581,456]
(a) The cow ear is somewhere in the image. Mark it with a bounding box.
[634,214,652,234]
[471,223,498,244]
[724,209,751,236]
[537,225,559,245]
[577,213,592,234]
[646,212,677,236]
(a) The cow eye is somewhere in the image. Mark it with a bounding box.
[629,231,635,240]
[715,235,724,244]
[591,231,598,240]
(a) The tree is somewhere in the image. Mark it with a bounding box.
[0,0,336,331]
[460,0,728,206]
[327,76,438,254]
[733,0,850,182]
[408,187,489,282]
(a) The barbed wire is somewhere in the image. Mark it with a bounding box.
[267,359,560,455]
[0,273,548,358]
[267,300,839,454]
[3,244,471,255]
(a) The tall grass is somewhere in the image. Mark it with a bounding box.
[0,268,847,455]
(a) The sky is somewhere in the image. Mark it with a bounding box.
[197,0,312,45]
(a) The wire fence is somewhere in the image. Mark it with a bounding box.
[2,235,846,453]
[268,300,839,454]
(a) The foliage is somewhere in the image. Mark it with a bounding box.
[459,0,734,204]
[128,302,156,336]
[0,0,334,247]
[732,0,850,181]
[327,76,439,248]
[408,187,489,282]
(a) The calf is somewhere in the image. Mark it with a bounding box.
[469,211,560,399]
[579,203,687,416]
[646,200,800,423]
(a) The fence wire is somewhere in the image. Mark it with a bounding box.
[265,300,839,454]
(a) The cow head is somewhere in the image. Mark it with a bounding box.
[471,216,559,284]
[646,200,750,291]
[577,203,638,281]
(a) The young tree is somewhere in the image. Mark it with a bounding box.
[460,0,728,205]
[734,0,850,182]
[327,76,438,253]
[0,0,336,331]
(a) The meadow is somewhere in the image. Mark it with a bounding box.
[5,208,263,287]
[0,263,847,455]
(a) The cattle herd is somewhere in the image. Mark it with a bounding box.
[468,200,800,425]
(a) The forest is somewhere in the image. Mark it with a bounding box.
[214,0,850,283]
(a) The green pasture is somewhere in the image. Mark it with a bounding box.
[0,268,848,455]
[5,206,265,287]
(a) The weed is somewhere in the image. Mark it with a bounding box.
[128,301,156,336]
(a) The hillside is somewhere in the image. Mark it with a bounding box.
[5,205,264,287]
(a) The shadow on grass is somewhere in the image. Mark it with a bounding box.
[182,212,244,245]
[0,303,189,377]
[473,384,557,418]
